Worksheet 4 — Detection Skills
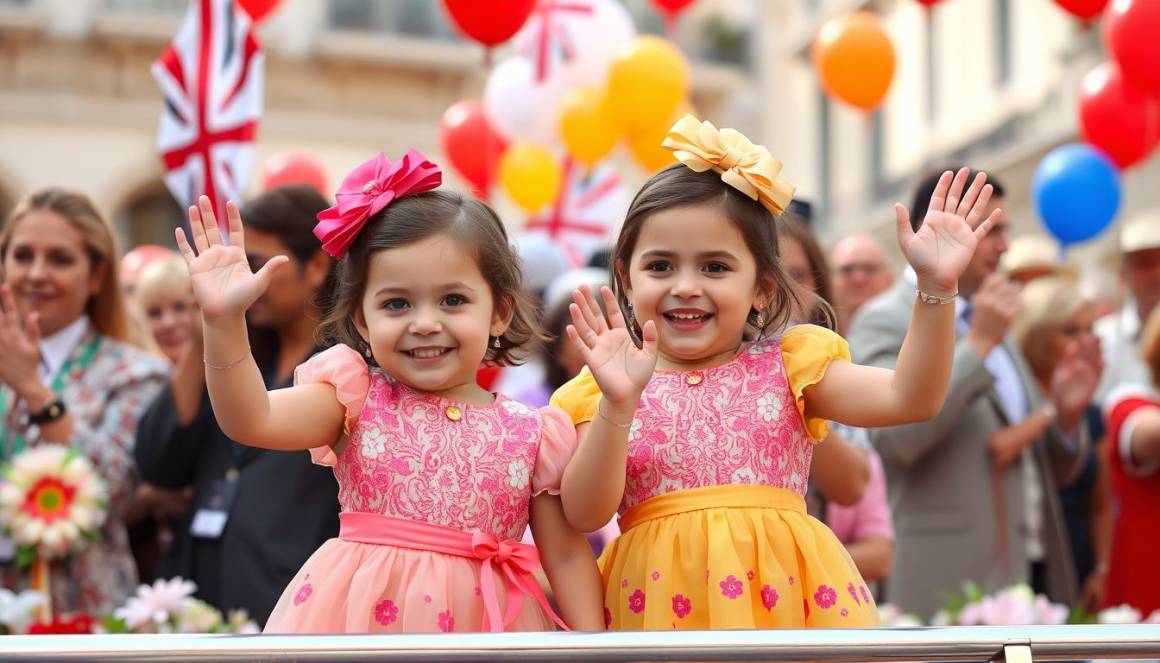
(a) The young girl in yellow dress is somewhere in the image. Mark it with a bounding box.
[552,114,1004,629]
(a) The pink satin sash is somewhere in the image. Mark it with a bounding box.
[339,511,568,632]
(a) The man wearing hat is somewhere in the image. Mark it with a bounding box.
[1095,212,1160,402]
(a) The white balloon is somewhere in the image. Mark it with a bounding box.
[513,0,636,89]
[483,56,567,145]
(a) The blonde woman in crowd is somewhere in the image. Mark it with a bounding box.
[0,188,168,612]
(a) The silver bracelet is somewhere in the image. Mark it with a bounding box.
[916,287,958,305]
[597,401,633,429]
[204,346,250,370]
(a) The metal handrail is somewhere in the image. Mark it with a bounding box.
[2,625,1159,662]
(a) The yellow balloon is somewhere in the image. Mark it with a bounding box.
[558,86,619,168]
[627,122,678,173]
[499,143,563,213]
[606,36,690,135]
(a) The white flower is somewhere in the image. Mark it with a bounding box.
[360,429,387,460]
[628,418,642,442]
[176,599,223,633]
[0,589,46,634]
[877,604,923,627]
[929,610,952,626]
[731,467,757,484]
[756,394,783,422]
[1098,604,1143,624]
[115,577,198,630]
[507,460,530,490]
[0,446,108,559]
[227,609,260,634]
[501,400,533,416]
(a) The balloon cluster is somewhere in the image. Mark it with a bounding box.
[1035,0,1159,246]
[439,0,697,213]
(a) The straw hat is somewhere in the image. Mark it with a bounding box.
[1120,211,1160,254]
[1001,235,1065,277]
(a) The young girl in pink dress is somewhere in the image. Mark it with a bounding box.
[174,150,604,633]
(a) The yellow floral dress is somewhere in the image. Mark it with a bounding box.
[551,325,878,629]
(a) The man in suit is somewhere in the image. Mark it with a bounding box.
[135,186,340,625]
[847,168,1097,618]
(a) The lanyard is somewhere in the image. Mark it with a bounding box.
[0,335,102,461]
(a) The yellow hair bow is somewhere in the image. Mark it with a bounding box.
[661,114,795,215]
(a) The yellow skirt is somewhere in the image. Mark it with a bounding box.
[599,485,878,630]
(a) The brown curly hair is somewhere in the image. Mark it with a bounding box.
[317,190,545,366]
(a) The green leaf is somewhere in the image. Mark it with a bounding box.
[14,546,36,570]
[100,615,131,634]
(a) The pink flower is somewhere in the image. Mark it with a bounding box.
[621,579,629,588]
[848,582,861,606]
[628,589,646,614]
[860,585,872,605]
[747,570,755,581]
[603,607,612,627]
[474,586,482,596]
[788,575,795,585]
[437,610,454,632]
[651,571,661,582]
[761,584,779,611]
[423,595,432,604]
[671,594,692,619]
[720,575,744,599]
[293,583,312,607]
[373,600,398,626]
[840,608,849,617]
[1032,595,1069,625]
[813,584,837,609]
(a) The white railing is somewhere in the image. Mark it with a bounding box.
[3,625,1160,662]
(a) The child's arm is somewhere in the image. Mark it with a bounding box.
[806,169,1002,428]
[176,196,345,451]
[559,286,658,532]
[529,493,605,631]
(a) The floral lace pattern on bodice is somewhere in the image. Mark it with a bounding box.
[335,371,545,541]
[621,337,813,511]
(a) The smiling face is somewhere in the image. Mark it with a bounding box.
[621,203,767,369]
[355,233,509,402]
[1,209,104,335]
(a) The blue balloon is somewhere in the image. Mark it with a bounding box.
[1033,143,1121,245]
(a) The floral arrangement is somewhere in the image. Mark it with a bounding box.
[0,589,46,635]
[106,577,259,634]
[877,582,1160,626]
[0,446,107,564]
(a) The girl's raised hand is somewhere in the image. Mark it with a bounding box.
[175,195,289,322]
[566,285,658,407]
[895,168,1004,294]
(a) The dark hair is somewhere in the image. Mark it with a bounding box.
[778,214,836,328]
[610,164,807,340]
[240,186,335,364]
[318,190,545,366]
[910,166,1006,232]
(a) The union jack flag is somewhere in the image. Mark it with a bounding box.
[524,159,628,267]
[152,0,263,225]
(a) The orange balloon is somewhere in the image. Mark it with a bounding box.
[626,105,692,173]
[812,12,895,111]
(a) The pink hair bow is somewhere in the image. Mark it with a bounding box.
[313,149,442,257]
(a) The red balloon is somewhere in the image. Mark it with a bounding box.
[651,0,696,16]
[261,152,329,195]
[237,0,280,23]
[1105,0,1160,96]
[1054,0,1109,19]
[1079,61,1160,169]
[439,100,508,196]
[443,0,536,48]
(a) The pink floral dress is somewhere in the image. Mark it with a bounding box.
[552,326,878,629]
[263,345,577,634]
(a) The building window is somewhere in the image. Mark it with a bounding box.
[327,0,456,39]
[113,184,185,251]
[995,0,1012,87]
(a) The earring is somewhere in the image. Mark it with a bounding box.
[363,345,373,359]
[493,336,501,349]
[755,312,765,327]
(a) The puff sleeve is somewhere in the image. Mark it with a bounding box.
[293,344,371,466]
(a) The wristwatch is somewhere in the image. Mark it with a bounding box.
[27,398,67,426]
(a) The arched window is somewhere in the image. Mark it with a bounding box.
[111,181,185,251]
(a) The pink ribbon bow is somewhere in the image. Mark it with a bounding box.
[313,149,442,258]
[470,531,569,632]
